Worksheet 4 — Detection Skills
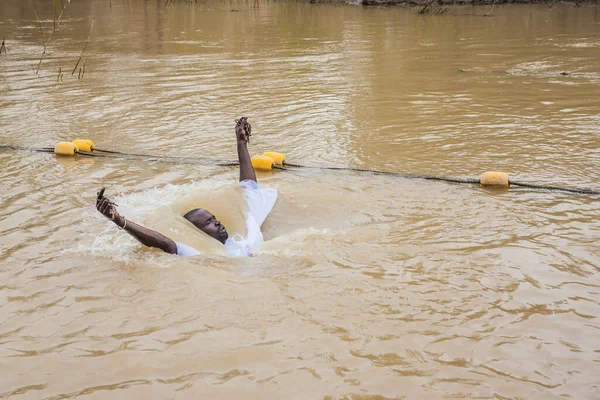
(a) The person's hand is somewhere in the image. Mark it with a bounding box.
[96,187,123,225]
[235,117,252,144]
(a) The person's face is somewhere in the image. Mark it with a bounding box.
[187,209,228,244]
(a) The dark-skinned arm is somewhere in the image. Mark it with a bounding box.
[235,117,257,183]
[96,188,177,254]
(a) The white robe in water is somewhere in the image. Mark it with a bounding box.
[175,180,277,257]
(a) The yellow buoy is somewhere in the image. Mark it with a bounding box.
[73,139,94,152]
[54,142,78,156]
[263,152,286,166]
[480,171,509,188]
[251,155,274,171]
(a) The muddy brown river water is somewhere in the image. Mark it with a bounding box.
[1,1,600,399]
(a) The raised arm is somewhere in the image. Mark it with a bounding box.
[235,117,257,183]
[96,188,177,254]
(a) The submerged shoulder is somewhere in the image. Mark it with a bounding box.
[239,179,259,190]
[175,242,201,257]
[239,180,278,196]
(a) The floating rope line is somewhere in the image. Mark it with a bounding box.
[507,180,600,195]
[1,144,599,195]
[0,145,54,153]
[79,149,240,167]
[277,163,600,194]
[93,148,237,164]
[278,162,481,184]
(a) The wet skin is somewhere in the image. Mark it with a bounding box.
[184,208,229,244]
[96,117,253,254]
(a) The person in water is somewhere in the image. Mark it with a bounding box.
[95,117,277,257]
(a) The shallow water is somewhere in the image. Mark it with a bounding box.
[1,1,600,399]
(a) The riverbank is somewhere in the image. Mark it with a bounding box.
[327,0,598,6]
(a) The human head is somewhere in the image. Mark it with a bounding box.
[183,208,229,244]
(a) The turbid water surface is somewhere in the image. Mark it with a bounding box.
[1,1,599,399]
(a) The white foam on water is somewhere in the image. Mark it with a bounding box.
[73,178,241,262]
[506,60,565,77]
[557,42,600,48]
[256,227,334,258]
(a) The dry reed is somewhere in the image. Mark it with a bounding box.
[484,0,496,15]
[34,0,69,74]
[72,18,95,76]
[417,1,448,15]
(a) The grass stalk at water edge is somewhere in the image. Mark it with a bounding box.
[34,0,70,75]
[34,9,46,75]
[484,0,496,16]
[72,18,95,76]
[417,0,447,15]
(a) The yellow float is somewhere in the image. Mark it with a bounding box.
[54,142,78,156]
[251,155,274,171]
[73,139,94,152]
[263,152,286,166]
[480,171,509,188]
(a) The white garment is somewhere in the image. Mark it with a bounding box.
[175,241,201,257]
[176,180,277,257]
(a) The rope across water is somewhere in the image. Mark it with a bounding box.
[278,162,600,194]
[1,144,599,195]
[278,162,481,184]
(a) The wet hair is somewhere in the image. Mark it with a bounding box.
[183,208,204,221]
[183,208,228,244]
